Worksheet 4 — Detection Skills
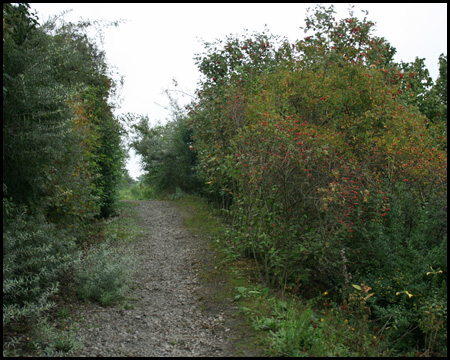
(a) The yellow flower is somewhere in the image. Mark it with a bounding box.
[398,290,413,298]
[321,318,324,322]
[324,291,328,295]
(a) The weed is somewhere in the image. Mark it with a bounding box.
[25,317,81,356]
[73,241,137,306]
[56,306,69,319]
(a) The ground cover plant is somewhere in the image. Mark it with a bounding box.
[3,200,140,356]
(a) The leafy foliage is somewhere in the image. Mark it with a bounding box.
[79,84,127,217]
[130,92,201,195]
[3,208,80,324]
[73,241,136,306]
[188,4,447,355]
[3,2,128,344]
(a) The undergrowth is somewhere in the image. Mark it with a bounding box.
[3,201,142,356]
[171,193,444,357]
[119,182,155,200]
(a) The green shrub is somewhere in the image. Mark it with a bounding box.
[3,5,125,219]
[119,182,155,200]
[352,184,447,355]
[240,289,382,356]
[188,4,446,355]
[130,93,202,196]
[73,242,136,306]
[25,317,81,356]
[3,208,80,326]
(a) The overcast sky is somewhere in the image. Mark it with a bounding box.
[29,3,447,180]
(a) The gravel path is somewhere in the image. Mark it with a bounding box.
[72,200,256,357]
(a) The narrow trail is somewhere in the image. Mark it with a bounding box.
[72,200,257,357]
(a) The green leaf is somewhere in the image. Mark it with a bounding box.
[237,286,247,294]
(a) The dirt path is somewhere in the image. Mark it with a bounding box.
[72,200,258,357]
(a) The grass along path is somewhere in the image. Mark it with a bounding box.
[48,198,266,356]
[6,195,388,356]
[173,195,389,357]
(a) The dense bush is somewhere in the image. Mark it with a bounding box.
[188,4,447,355]
[78,84,127,217]
[3,4,126,218]
[130,92,201,195]
[3,207,80,324]
[3,2,127,338]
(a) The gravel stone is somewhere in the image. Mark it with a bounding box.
[71,200,258,357]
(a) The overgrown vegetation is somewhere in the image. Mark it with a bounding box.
[3,3,132,355]
[73,241,136,306]
[3,200,141,356]
[173,194,387,356]
[118,172,156,200]
[5,2,446,357]
[129,92,202,196]
[134,4,447,356]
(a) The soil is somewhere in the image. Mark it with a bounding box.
[71,200,263,357]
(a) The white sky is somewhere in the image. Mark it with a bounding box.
[29,3,447,180]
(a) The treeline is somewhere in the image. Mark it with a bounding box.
[3,2,126,335]
[129,92,201,195]
[131,5,447,355]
